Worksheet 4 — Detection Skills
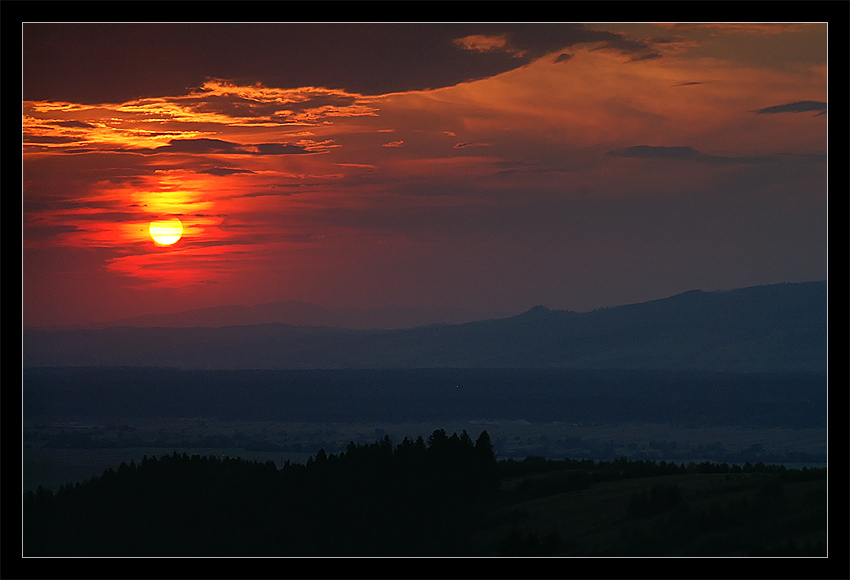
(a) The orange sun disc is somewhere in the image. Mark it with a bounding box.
[149,217,183,245]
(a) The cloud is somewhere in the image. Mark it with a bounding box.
[22,224,82,241]
[54,120,97,128]
[382,140,404,148]
[150,138,311,156]
[156,138,246,154]
[255,143,310,155]
[181,87,361,121]
[608,145,772,165]
[629,52,663,62]
[454,34,524,57]
[201,167,257,176]
[23,23,664,103]
[22,134,81,144]
[756,100,827,116]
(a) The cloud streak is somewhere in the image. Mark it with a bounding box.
[151,138,312,156]
[756,100,827,116]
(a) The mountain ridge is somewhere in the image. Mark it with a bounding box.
[22,281,827,373]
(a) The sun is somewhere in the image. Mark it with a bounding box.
[149,217,183,245]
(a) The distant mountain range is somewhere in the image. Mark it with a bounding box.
[22,281,827,373]
[74,302,508,331]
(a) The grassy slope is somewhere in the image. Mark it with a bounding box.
[473,468,827,556]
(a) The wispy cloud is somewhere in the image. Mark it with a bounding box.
[756,100,827,116]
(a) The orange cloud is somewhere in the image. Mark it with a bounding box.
[453,34,526,57]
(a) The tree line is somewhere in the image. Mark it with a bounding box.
[23,429,499,556]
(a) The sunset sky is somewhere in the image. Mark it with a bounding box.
[22,22,828,328]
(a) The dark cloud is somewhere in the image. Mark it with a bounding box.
[579,29,658,59]
[182,93,345,120]
[191,95,284,118]
[23,145,99,155]
[23,23,661,104]
[22,134,80,144]
[54,120,98,128]
[629,52,663,62]
[140,138,311,156]
[201,167,257,176]
[22,224,81,241]
[156,138,246,155]
[255,143,310,155]
[608,145,772,165]
[756,100,827,115]
[277,94,360,113]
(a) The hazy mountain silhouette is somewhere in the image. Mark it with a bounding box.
[74,302,507,331]
[22,281,827,373]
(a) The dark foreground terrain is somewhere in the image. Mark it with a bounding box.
[23,430,827,558]
[21,365,830,565]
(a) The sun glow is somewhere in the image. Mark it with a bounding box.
[149,217,183,245]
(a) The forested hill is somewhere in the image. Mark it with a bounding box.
[23,430,828,559]
[24,429,501,557]
[22,281,827,372]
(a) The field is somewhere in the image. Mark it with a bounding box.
[476,467,827,556]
